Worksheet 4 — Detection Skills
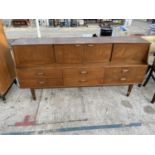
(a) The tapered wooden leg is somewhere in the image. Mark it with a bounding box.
[138,84,142,87]
[127,85,133,97]
[0,95,6,101]
[14,79,17,85]
[2,96,6,101]
[30,88,36,100]
[151,93,155,104]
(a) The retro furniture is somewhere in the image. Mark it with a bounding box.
[12,37,150,100]
[0,21,16,101]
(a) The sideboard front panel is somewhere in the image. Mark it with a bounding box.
[111,43,149,64]
[54,44,83,64]
[83,44,112,63]
[13,45,55,67]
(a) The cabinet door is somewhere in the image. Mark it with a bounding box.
[111,43,149,64]
[0,52,12,94]
[0,48,15,95]
[84,44,112,63]
[54,44,83,64]
[13,45,55,67]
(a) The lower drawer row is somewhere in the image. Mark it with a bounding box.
[19,77,146,88]
[17,65,147,88]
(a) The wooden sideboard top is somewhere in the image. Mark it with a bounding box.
[11,36,150,45]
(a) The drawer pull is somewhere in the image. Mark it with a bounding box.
[79,79,87,83]
[87,44,94,47]
[75,44,80,47]
[38,81,46,84]
[122,69,129,73]
[36,72,45,76]
[80,70,88,74]
[120,77,126,81]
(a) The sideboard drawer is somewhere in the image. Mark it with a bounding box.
[19,78,63,88]
[63,67,104,78]
[103,65,147,84]
[17,68,62,79]
[64,78,102,86]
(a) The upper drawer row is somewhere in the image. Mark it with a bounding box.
[12,43,149,67]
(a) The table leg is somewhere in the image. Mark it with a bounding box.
[0,95,6,101]
[127,85,133,97]
[30,88,36,100]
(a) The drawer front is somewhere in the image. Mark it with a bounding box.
[84,44,112,63]
[103,65,147,84]
[63,67,104,78]
[19,78,63,88]
[54,44,83,64]
[64,78,102,86]
[16,68,62,79]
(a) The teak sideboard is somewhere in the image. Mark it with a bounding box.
[12,37,150,100]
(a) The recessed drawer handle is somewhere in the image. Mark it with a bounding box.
[120,77,126,81]
[38,81,46,84]
[87,44,94,47]
[75,44,81,47]
[80,71,88,74]
[36,72,45,76]
[79,79,87,82]
[122,69,129,73]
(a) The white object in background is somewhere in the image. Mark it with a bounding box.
[79,20,84,26]
[46,19,49,27]
[82,34,92,37]
[124,19,133,26]
[35,19,41,38]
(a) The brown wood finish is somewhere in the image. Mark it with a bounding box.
[111,43,149,64]
[16,68,62,79]
[64,78,102,86]
[103,65,147,84]
[0,20,15,98]
[83,44,112,63]
[13,45,55,67]
[11,37,150,100]
[19,78,63,88]
[63,67,104,79]
[54,44,83,64]
[12,37,150,45]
